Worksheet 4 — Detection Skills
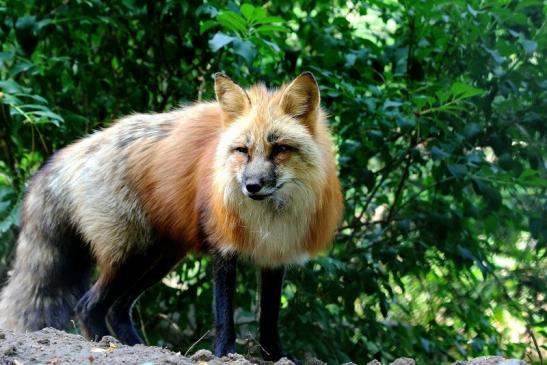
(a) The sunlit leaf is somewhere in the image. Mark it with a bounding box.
[451,82,485,99]
[208,32,234,52]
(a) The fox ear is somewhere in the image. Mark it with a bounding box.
[214,73,251,125]
[280,71,320,129]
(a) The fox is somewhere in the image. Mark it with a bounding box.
[0,72,343,361]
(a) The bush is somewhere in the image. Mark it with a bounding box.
[0,1,545,364]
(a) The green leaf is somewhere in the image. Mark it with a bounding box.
[29,110,64,125]
[463,123,481,140]
[232,38,256,65]
[472,178,502,209]
[450,82,485,99]
[258,39,281,53]
[15,93,48,104]
[436,90,451,103]
[383,100,403,109]
[0,202,20,234]
[520,39,537,54]
[199,20,217,35]
[19,104,53,112]
[457,245,475,262]
[240,3,255,21]
[412,95,435,109]
[483,47,505,64]
[35,18,52,31]
[8,62,35,78]
[517,169,547,188]
[253,16,284,25]
[0,186,14,201]
[467,4,479,17]
[2,94,23,106]
[217,11,247,33]
[448,164,468,178]
[396,116,416,129]
[0,80,23,93]
[0,51,15,64]
[208,32,234,52]
[515,0,543,10]
[529,218,547,241]
[15,16,36,30]
[0,200,9,212]
[431,147,450,160]
[195,3,218,17]
[255,24,288,34]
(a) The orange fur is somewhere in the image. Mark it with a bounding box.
[131,103,222,248]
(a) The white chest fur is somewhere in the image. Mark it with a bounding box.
[224,183,315,267]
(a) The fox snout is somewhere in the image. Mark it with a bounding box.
[242,157,276,200]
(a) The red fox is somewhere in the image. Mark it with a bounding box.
[0,72,343,361]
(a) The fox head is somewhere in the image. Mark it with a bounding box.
[213,72,328,213]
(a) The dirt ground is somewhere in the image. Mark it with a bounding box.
[0,327,528,365]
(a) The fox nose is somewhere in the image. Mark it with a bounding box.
[245,182,262,194]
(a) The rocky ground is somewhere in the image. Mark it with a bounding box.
[0,328,528,365]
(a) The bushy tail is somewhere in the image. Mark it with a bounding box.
[0,174,92,331]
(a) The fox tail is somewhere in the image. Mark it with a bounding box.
[0,172,92,331]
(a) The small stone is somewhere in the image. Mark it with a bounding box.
[390,358,415,365]
[274,357,295,365]
[220,353,252,364]
[190,349,215,362]
[308,359,328,365]
[98,336,120,347]
[451,356,515,365]
[4,346,17,356]
[224,353,245,360]
[37,338,50,345]
[341,362,357,365]
[500,360,527,365]
[463,356,506,365]
[366,361,381,365]
[0,331,5,340]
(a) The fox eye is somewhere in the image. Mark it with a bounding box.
[271,144,292,156]
[234,146,248,154]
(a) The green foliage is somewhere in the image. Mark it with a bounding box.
[0,0,545,364]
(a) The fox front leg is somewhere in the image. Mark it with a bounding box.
[213,254,237,356]
[259,266,301,364]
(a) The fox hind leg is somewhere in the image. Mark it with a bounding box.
[76,246,180,343]
[76,270,118,341]
[105,246,186,345]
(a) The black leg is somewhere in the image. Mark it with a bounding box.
[213,254,237,357]
[259,266,300,364]
[258,266,285,361]
[106,297,143,345]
